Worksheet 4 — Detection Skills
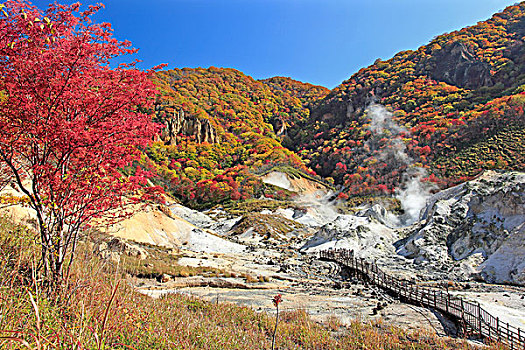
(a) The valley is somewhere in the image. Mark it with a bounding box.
[89,169,525,343]
[1,1,525,348]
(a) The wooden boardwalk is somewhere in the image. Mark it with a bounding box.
[319,248,525,350]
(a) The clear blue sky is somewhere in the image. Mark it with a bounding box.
[31,0,520,88]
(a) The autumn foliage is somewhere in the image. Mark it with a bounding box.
[0,0,158,290]
[146,68,328,208]
[140,4,525,207]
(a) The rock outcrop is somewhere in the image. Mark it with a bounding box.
[300,211,398,260]
[427,42,494,89]
[102,204,245,254]
[398,171,525,285]
[160,109,218,145]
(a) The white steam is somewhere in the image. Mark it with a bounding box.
[395,168,436,224]
[293,191,339,227]
[367,104,406,135]
[365,104,436,225]
[366,104,410,166]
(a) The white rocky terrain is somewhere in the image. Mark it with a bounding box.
[115,170,523,334]
[397,171,525,285]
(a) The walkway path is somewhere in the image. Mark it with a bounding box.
[319,248,525,350]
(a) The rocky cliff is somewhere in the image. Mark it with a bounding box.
[425,42,494,89]
[160,109,218,145]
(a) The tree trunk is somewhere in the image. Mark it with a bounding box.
[39,224,65,296]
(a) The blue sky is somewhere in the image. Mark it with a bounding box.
[32,0,519,88]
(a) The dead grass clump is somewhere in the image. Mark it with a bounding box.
[245,274,258,283]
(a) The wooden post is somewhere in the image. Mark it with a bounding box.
[510,324,513,350]
[460,298,465,331]
[478,303,482,337]
[488,317,491,339]
[497,317,500,341]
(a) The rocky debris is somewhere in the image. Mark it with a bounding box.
[357,204,400,228]
[107,237,149,260]
[300,213,398,260]
[398,171,525,285]
[203,208,243,235]
[96,237,149,263]
[426,41,494,89]
[371,301,388,315]
[160,109,218,145]
[159,273,172,283]
[169,204,217,230]
[261,171,330,195]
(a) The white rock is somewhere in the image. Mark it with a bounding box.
[399,171,525,285]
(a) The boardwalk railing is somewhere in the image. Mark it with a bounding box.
[319,248,525,350]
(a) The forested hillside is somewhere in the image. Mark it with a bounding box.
[145,68,328,207]
[289,2,525,197]
[146,3,525,206]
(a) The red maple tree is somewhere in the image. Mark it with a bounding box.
[0,0,159,291]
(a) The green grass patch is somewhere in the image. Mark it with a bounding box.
[230,213,303,240]
[220,198,299,216]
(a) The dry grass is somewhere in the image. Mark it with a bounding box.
[89,230,226,279]
[119,252,224,279]
[0,215,511,349]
